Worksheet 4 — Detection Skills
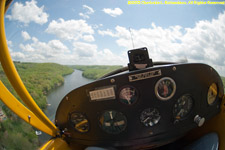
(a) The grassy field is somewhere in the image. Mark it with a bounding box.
[73,65,123,80]
[0,62,73,150]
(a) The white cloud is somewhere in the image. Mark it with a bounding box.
[73,42,97,57]
[98,11,225,75]
[45,18,94,42]
[98,29,117,37]
[11,52,26,60]
[79,5,94,19]
[102,8,123,17]
[79,13,89,19]
[17,37,70,63]
[82,35,95,42]
[21,31,31,41]
[83,5,94,15]
[7,40,13,52]
[6,0,48,25]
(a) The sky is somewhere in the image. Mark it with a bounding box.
[4,0,225,76]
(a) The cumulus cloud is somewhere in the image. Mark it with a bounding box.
[73,42,97,57]
[98,11,225,75]
[17,37,70,63]
[6,0,48,25]
[11,52,26,60]
[102,8,123,17]
[79,5,94,19]
[45,18,94,42]
[21,31,31,41]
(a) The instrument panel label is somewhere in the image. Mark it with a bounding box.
[89,86,115,101]
[129,69,162,82]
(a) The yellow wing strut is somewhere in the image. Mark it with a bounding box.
[0,81,56,136]
[0,0,58,134]
[40,138,71,150]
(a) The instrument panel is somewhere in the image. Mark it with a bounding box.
[55,63,224,149]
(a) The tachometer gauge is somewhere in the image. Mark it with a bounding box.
[99,110,127,134]
[207,83,218,105]
[173,95,193,121]
[155,77,176,101]
[140,108,161,127]
[119,86,138,105]
[70,112,89,133]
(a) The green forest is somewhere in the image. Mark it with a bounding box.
[73,65,123,79]
[0,62,73,150]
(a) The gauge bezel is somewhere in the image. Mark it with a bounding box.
[98,110,127,134]
[207,83,218,106]
[173,94,194,121]
[140,108,161,127]
[155,77,176,101]
[118,85,139,106]
[69,111,90,133]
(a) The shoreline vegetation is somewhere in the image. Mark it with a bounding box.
[0,62,73,150]
[71,65,123,80]
[74,65,225,92]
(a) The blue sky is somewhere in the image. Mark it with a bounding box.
[4,0,225,76]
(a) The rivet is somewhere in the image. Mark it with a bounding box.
[172,66,176,71]
[66,96,69,100]
[110,78,115,83]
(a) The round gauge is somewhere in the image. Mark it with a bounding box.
[155,77,176,101]
[99,110,127,134]
[70,112,89,133]
[173,95,193,120]
[119,86,138,105]
[140,108,161,127]
[207,83,218,105]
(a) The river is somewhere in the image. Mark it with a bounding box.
[39,69,93,144]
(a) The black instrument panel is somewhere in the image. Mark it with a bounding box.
[55,63,224,149]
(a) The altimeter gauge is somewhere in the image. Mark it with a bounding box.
[155,77,176,101]
[70,112,89,133]
[140,108,161,127]
[207,83,218,105]
[119,86,138,105]
[99,110,127,134]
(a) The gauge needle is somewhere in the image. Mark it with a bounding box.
[109,111,113,119]
[177,109,184,116]
[75,120,88,128]
[144,117,150,123]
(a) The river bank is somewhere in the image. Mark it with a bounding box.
[0,62,74,150]
[39,69,93,145]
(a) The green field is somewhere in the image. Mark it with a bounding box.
[0,62,73,150]
[73,65,123,80]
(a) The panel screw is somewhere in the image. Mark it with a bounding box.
[110,78,115,83]
[172,66,176,71]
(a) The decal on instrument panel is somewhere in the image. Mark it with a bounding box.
[128,69,162,82]
[89,86,116,101]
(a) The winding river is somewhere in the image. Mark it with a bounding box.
[39,69,93,144]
